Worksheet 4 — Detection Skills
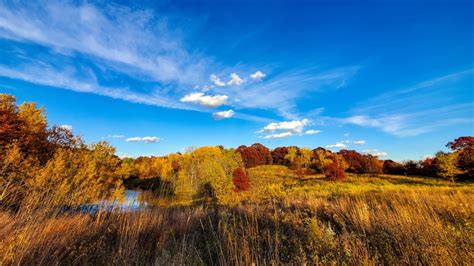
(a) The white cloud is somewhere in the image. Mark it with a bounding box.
[353,140,366,145]
[261,119,311,134]
[262,132,293,139]
[250,70,266,80]
[304,129,321,135]
[343,133,350,137]
[126,136,160,143]
[107,134,125,138]
[59,124,72,131]
[362,149,387,157]
[227,73,245,86]
[326,141,347,149]
[180,92,228,107]
[213,109,235,120]
[210,74,225,87]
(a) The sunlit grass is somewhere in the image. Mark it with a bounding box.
[1,166,473,264]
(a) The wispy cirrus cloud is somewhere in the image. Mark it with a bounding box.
[0,1,207,85]
[221,66,360,119]
[107,134,125,138]
[210,74,225,87]
[0,0,361,124]
[337,69,474,136]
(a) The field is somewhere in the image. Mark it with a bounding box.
[1,166,472,265]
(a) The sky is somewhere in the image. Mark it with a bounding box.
[0,0,473,161]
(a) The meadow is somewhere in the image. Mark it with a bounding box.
[1,94,473,265]
[1,168,472,265]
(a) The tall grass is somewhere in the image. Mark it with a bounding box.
[1,187,472,265]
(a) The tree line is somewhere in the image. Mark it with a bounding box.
[1,93,472,209]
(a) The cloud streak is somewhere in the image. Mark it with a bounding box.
[126,136,161,143]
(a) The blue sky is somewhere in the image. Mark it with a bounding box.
[0,0,472,161]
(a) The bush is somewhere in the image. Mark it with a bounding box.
[232,168,250,192]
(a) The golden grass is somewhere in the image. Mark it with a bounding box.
[1,171,473,265]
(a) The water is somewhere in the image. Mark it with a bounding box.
[81,189,150,213]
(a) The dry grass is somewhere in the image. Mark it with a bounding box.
[1,177,473,265]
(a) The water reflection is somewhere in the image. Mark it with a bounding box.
[82,189,151,212]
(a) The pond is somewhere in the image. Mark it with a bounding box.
[81,189,155,213]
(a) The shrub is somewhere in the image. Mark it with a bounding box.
[232,168,250,192]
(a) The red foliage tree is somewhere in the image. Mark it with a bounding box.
[271,146,290,166]
[337,149,364,173]
[446,137,474,151]
[236,143,272,168]
[323,154,346,181]
[232,167,250,192]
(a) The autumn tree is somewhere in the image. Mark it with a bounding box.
[360,155,383,176]
[0,94,50,163]
[434,151,463,182]
[337,150,364,173]
[232,167,250,192]
[323,154,347,181]
[26,142,123,208]
[0,144,39,210]
[447,136,474,179]
[383,160,404,175]
[177,146,240,200]
[236,143,272,168]
[271,147,290,166]
[0,94,123,210]
[310,148,334,173]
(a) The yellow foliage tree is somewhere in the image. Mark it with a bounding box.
[176,146,240,201]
